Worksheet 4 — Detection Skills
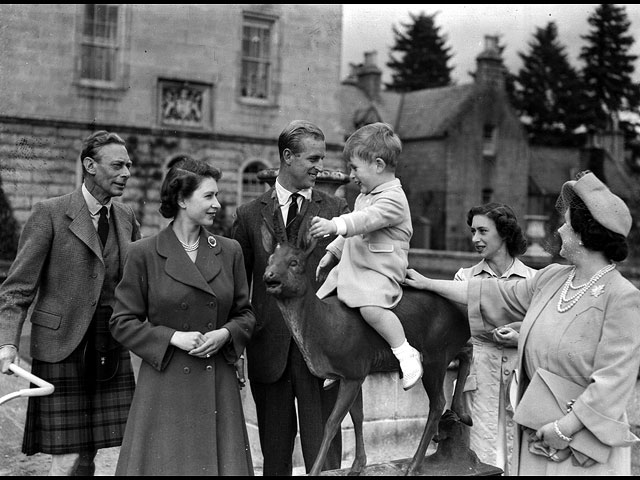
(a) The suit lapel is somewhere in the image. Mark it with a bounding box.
[157,226,215,296]
[67,189,103,263]
[111,202,133,273]
[518,268,568,370]
[260,188,282,242]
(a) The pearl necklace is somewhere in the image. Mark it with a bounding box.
[180,237,200,253]
[557,263,615,313]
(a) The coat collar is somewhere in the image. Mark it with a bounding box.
[469,257,532,279]
[156,224,221,296]
[67,188,133,267]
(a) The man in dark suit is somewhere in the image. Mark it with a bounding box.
[232,120,349,475]
[0,131,141,475]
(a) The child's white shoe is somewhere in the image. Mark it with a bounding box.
[392,342,423,391]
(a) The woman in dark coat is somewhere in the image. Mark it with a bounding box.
[110,158,255,475]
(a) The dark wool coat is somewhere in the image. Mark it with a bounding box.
[110,226,255,476]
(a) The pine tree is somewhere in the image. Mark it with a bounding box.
[0,175,18,261]
[385,11,453,92]
[514,22,586,146]
[579,3,640,140]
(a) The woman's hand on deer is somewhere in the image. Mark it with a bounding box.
[316,252,339,284]
[309,216,337,238]
[404,268,431,289]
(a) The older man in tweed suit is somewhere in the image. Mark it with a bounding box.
[0,131,141,475]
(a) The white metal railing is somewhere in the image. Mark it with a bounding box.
[0,364,55,406]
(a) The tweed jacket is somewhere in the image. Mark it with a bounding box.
[316,178,412,309]
[232,186,349,383]
[0,188,140,362]
[467,263,640,474]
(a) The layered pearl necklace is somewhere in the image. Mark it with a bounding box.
[557,263,616,313]
[180,237,200,253]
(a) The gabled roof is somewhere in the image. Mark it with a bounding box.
[337,84,402,139]
[395,84,477,140]
[338,82,477,141]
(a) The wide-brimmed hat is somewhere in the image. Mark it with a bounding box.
[557,171,632,237]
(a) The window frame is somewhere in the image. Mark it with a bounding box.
[237,160,271,206]
[239,12,278,105]
[75,4,129,91]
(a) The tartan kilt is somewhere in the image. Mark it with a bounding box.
[22,343,135,455]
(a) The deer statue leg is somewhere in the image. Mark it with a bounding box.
[450,343,473,426]
[310,378,365,476]
[347,386,366,476]
[406,361,447,476]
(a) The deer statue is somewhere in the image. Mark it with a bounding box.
[262,217,472,476]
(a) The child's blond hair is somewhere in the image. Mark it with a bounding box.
[343,122,402,169]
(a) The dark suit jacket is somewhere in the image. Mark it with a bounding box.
[0,188,141,362]
[232,187,349,383]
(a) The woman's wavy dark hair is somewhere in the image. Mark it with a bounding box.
[466,202,528,257]
[569,196,628,262]
[159,157,221,219]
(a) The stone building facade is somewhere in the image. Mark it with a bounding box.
[0,4,346,237]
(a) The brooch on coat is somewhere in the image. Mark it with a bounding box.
[590,285,605,297]
[207,235,217,248]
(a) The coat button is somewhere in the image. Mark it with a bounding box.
[183,367,190,374]
[90,273,97,278]
[182,323,189,330]
[181,302,188,309]
[91,300,97,306]
[207,323,214,330]
[504,369,511,375]
[205,365,213,371]
[208,301,215,308]
[502,356,508,362]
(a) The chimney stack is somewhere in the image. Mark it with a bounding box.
[475,35,505,90]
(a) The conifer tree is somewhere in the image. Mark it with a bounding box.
[0,175,18,261]
[386,11,453,92]
[579,3,640,140]
[514,22,586,146]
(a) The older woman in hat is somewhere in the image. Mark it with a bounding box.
[405,170,640,475]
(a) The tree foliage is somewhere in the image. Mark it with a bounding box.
[385,11,453,92]
[0,175,19,261]
[579,3,640,140]
[514,22,586,146]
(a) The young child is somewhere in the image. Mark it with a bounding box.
[309,122,422,391]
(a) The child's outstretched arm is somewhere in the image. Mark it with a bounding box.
[310,216,337,238]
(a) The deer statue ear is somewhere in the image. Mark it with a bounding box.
[297,217,317,257]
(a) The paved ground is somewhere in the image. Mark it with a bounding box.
[4,359,639,476]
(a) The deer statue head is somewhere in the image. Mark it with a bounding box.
[263,210,317,299]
